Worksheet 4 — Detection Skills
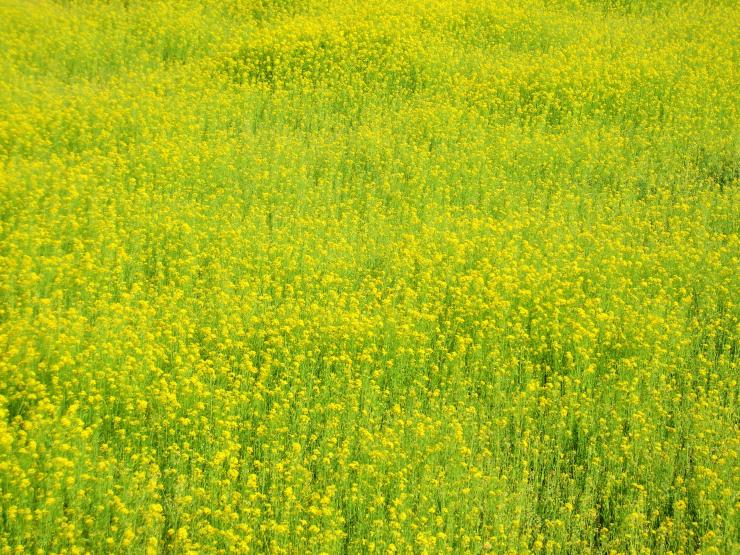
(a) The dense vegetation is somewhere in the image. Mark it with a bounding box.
[1,0,738,553]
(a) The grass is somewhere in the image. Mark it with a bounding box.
[0,0,738,553]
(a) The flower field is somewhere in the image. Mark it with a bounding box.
[0,0,738,553]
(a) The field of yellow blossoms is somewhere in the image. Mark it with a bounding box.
[1,0,738,553]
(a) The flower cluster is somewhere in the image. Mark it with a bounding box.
[0,0,737,553]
